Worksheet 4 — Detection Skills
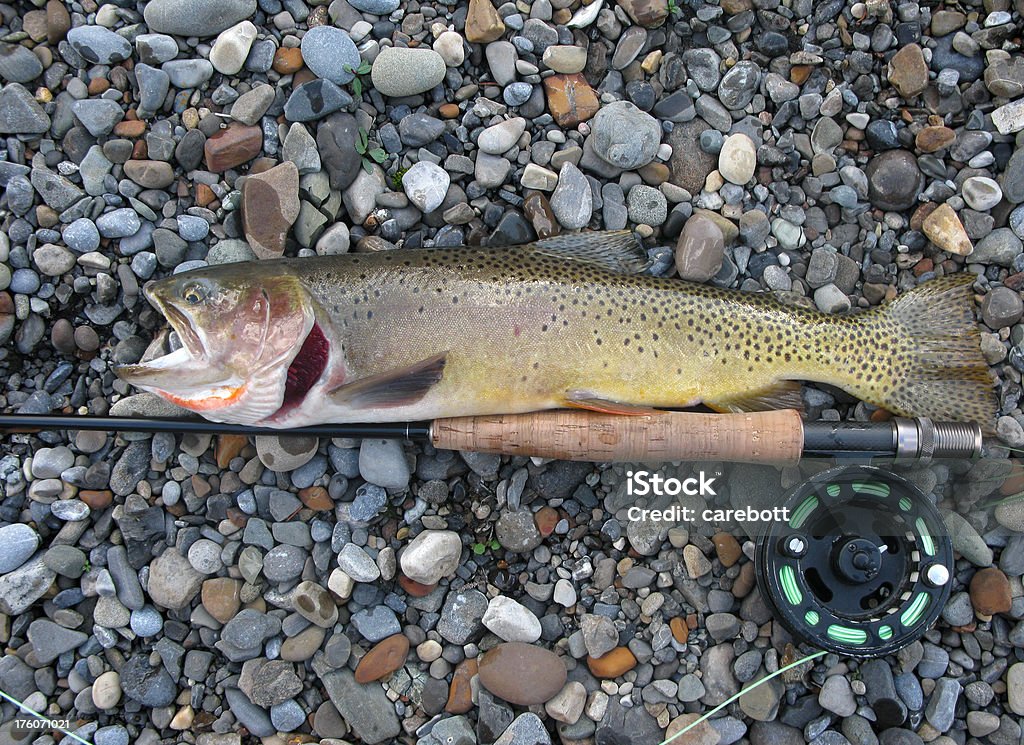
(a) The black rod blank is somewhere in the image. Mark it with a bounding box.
[0,414,433,441]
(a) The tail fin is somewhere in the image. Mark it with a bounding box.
[870,274,996,432]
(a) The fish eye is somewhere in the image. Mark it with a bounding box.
[182,282,208,305]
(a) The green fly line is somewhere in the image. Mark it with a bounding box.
[851,481,890,498]
[0,688,93,745]
[657,649,828,745]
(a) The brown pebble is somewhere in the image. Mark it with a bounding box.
[888,43,928,99]
[215,435,248,469]
[74,325,100,352]
[713,532,742,567]
[398,574,436,597]
[478,643,567,705]
[534,506,558,537]
[915,125,955,153]
[446,658,477,713]
[638,161,670,186]
[87,78,110,96]
[51,318,76,355]
[670,617,688,644]
[523,192,560,239]
[79,490,113,510]
[204,123,263,172]
[299,486,333,511]
[587,647,637,679]
[543,73,600,128]
[46,0,71,44]
[732,561,756,598]
[439,103,461,119]
[113,120,147,138]
[970,567,1012,616]
[354,634,410,683]
[201,578,241,624]
[195,183,216,207]
[273,47,304,74]
[790,65,812,85]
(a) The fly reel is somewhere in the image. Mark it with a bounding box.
[755,465,952,657]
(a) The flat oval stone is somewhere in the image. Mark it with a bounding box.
[354,634,410,682]
[370,47,446,97]
[143,0,256,37]
[477,642,567,705]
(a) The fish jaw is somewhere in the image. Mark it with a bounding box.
[116,271,338,424]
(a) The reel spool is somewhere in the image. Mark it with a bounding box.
[755,465,952,657]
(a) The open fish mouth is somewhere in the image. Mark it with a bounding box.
[160,298,208,361]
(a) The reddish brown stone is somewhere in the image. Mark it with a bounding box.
[439,103,461,119]
[712,532,742,567]
[204,123,263,173]
[478,642,567,705]
[355,634,410,683]
[534,506,559,537]
[88,78,110,96]
[543,74,600,128]
[202,578,241,624]
[970,567,1012,616]
[79,490,113,510]
[113,120,147,137]
[195,183,216,207]
[587,647,637,678]
[216,434,248,468]
[299,486,333,511]
[398,574,436,597]
[670,617,688,644]
[273,47,304,74]
[241,161,299,258]
[915,125,956,153]
[446,658,477,713]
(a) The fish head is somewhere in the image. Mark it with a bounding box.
[117,267,323,424]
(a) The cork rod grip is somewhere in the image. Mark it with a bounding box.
[430,409,805,464]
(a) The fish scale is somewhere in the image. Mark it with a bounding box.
[116,232,996,430]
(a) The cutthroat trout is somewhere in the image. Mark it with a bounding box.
[117,231,996,430]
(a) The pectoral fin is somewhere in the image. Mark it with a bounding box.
[329,353,448,409]
[563,391,662,416]
[704,381,805,413]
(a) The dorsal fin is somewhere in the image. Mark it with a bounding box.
[530,230,650,274]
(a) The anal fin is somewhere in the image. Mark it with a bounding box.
[329,353,448,409]
[564,391,662,416]
[705,381,805,414]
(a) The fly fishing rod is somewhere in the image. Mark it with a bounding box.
[0,409,982,464]
[0,408,982,657]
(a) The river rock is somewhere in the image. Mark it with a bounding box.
[300,26,361,85]
[144,0,257,37]
[478,642,568,705]
[370,47,446,97]
[400,530,461,584]
[589,101,660,171]
[865,150,924,211]
[242,161,300,258]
